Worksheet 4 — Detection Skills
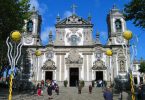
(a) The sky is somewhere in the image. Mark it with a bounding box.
[29,0,145,60]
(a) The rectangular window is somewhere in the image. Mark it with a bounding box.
[140,77,143,83]
[134,77,137,84]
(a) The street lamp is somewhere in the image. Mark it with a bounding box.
[106,49,113,86]
[34,49,41,83]
[123,30,135,100]
[6,31,22,100]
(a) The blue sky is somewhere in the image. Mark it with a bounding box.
[30,0,145,60]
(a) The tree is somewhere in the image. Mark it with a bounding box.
[0,0,31,66]
[139,61,145,73]
[124,0,145,29]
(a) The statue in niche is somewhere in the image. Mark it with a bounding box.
[27,20,33,32]
[115,19,122,32]
[120,60,125,72]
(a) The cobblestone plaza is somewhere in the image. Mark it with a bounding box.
[0,87,130,100]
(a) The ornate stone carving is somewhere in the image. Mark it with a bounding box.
[42,59,56,70]
[65,49,83,64]
[92,59,107,70]
[69,28,78,33]
[56,14,92,26]
[119,60,125,72]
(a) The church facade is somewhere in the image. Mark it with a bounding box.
[21,6,131,86]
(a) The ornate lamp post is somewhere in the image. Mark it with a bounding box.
[34,49,41,83]
[106,49,113,86]
[123,30,135,100]
[6,31,22,100]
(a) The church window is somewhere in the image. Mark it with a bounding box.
[70,35,79,46]
[115,19,122,32]
[27,20,33,32]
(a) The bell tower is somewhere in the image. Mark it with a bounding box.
[107,5,127,45]
[22,7,42,46]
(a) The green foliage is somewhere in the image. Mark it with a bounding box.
[124,0,145,29]
[0,0,31,66]
[139,61,145,73]
[64,80,68,87]
[79,80,85,87]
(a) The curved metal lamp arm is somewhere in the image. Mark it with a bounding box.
[6,37,12,66]
[16,42,22,64]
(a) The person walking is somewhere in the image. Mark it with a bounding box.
[37,83,42,96]
[78,84,82,94]
[89,85,92,94]
[103,87,113,100]
[137,86,142,100]
[55,84,59,95]
[47,83,53,99]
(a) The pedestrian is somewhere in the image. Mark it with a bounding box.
[89,85,92,94]
[78,84,82,94]
[55,84,59,95]
[137,86,142,100]
[47,83,53,99]
[104,80,107,88]
[37,83,42,96]
[41,80,44,88]
[103,87,113,100]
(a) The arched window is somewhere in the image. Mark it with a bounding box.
[115,19,122,32]
[27,20,33,32]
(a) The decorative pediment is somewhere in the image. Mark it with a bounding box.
[65,49,83,64]
[42,59,56,70]
[56,14,92,26]
[92,59,107,70]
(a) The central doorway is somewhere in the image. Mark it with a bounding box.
[96,71,103,81]
[45,71,53,81]
[69,68,79,87]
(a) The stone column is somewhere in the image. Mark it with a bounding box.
[88,55,92,81]
[56,55,60,81]
[84,55,87,81]
[61,54,65,81]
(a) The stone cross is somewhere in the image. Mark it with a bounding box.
[72,4,77,14]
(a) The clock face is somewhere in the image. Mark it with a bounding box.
[117,36,123,43]
[96,53,101,59]
[25,37,33,44]
[46,51,53,59]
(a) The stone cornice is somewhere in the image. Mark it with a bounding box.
[55,53,66,55]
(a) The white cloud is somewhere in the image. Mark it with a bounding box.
[63,11,72,18]
[30,0,39,10]
[99,31,108,45]
[40,26,55,45]
[30,0,48,15]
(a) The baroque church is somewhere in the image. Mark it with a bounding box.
[21,5,131,86]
